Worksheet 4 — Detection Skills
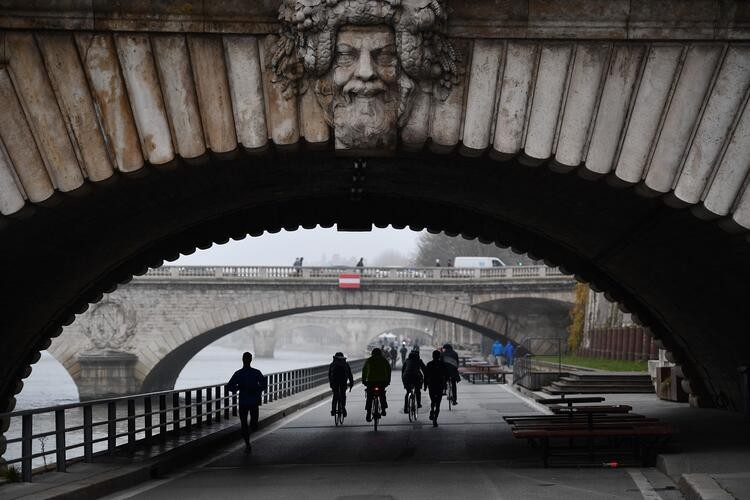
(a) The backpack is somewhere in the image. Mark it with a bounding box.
[330,361,348,384]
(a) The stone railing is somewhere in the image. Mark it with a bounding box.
[140,265,566,281]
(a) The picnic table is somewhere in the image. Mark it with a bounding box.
[458,364,511,384]
[506,399,673,467]
[536,396,605,408]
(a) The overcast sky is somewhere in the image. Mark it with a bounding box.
[174,227,423,266]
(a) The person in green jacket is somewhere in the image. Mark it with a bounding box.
[362,347,392,422]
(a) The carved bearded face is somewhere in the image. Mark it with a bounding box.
[329,25,401,150]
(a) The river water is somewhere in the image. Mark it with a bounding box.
[5,347,337,469]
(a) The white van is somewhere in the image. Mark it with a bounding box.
[453,256,506,268]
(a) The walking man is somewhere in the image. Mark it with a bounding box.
[491,339,505,366]
[227,352,268,453]
[424,350,447,427]
[399,342,408,366]
[504,342,515,367]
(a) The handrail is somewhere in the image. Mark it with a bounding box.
[1,358,365,482]
[137,265,567,281]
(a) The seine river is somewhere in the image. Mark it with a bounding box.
[6,347,337,469]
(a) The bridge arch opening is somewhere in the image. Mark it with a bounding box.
[3,151,750,415]
[140,298,555,393]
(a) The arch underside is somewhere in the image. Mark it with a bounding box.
[141,301,537,393]
[2,151,750,415]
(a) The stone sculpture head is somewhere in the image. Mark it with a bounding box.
[272,0,459,151]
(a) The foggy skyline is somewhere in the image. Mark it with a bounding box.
[174,227,423,266]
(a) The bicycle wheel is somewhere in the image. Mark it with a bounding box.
[372,398,380,431]
[409,391,417,422]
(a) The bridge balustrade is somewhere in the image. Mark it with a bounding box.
[0,359,364,482]
[138,265,561,281]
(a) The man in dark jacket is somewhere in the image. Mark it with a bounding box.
[424,350,447,427]
[227,352,268,453]
[328,352,354,417]
[441,343,460,405]
[401,350,426,413]
[399,343,408,365]
[362,348,391,422]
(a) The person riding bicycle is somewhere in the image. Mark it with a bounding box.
[362,347,391,422]
[328,352,354,417]
[424,349,447,427]
[441,343,460,405]
[401,350,425,414]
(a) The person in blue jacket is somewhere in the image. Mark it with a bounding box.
[504,342,515,367]
[227,352,268,453]
[491,340,505,366]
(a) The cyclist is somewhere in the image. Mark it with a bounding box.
[328,352,354,417]
[401,349,425,413]
[441,343,460,405]
[362,347,391,422]
[424,349,447,426]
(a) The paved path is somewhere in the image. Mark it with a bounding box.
[104,383,684,500]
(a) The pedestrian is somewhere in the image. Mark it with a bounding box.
[447,259,452,267]
[389,345,398,368]
[399,342,408,366]
[356,257,364,267]
[362,348,392,422]
[227,352,268,454]
[504,342,515,367]
[424,350,447,427]
[435,258,441,267]
[328,352,354,417]
[491,339,505,366]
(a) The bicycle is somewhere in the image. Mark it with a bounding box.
[333,387,345,426]
[407,386,418,422]
[369,386,384,431]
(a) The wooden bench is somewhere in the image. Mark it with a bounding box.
[512,423,673,467]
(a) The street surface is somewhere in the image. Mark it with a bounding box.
[105,382,684,499]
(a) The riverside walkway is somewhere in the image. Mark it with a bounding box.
[98,384,684,500]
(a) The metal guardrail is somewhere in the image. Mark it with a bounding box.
[140,265,565,281]
[513,338,564,391]
[1,359,365,482]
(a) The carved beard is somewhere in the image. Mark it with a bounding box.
[315,74,415,150]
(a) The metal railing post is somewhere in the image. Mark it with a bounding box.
[232,391,238,416]
[107,402,117,454]
[144,396,152,439]
[185,391,192,431]
[83,405,93,462]
[159,394,167,437]
[205,387,212,425]
[223,386,230,420]
[214,386,221,422]
[55,409,66,472]
[195,388,203,426]
[127,399,136,448]
[172,393,180,432]
[21,414,32,482]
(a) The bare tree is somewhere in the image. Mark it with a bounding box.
[412,233,538,266]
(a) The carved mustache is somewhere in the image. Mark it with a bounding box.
[341,79,389,102]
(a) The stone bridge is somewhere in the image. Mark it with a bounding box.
[2,0,750,425]
[49,265,574,399]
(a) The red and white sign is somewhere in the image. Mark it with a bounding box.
[338,274,361,289]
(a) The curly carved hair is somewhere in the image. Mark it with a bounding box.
[272,0,460,97]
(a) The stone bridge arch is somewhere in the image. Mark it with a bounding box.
[139,290,534,392]
[2,1,750,422]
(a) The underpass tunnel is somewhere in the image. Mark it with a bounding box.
[3,149,750,419]
[472,298,575,356]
